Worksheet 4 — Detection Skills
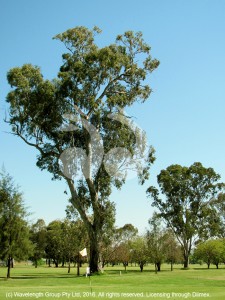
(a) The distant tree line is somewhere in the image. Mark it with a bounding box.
[1,162,225,278]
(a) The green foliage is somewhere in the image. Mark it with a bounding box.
[6,26,159,272]
[163,229,183,267]
[147,162,224,268]
[30,219,47,267]
[45,218,87,269]
[99,223,137,268]
[213,193,225,238]
[0,170,33,278]
[194,239,225,269]
[115,223,138,242]
[130,236,149,271]
[45,220,63,267]
[146,214,166,269]
[146,214,181,271]
[61,218,88,261]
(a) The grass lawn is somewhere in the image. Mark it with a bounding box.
[0,263,225,299]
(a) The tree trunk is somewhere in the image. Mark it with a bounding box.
[7,257,11,278]
[156,262,161,272]
[55,260,59,268]
[183,254,189,268]
[77,254,80,276]
[123,262,128,271]
[89,235,100,273]
[68,180,102,274]
[171,261,173,271]
[68,258,71,273]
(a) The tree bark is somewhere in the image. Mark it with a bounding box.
[123,262,128,272]
[170,261,173,271]
[156,262,161,272]
[183,255,189,268]
[68,259,71,273]
[77,254,80,276]
[7,257,11,278]
[66,165,105,274]
[182,242,190,269]
[55,260,59,268]
[89,234,100,273]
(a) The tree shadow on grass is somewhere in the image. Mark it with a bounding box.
[193,267,225,271]
[104,269,173,275]
[0,274,85,280]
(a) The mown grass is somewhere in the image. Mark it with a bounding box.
[0,263,225,299]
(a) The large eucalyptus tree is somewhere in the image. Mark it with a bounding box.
[6,26,159,272]
[147,162,224,268]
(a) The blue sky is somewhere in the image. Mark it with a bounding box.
[1,0,225,233]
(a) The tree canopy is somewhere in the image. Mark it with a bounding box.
[147,162,224,268]
[6,26,159,272]
[30,219,47,268]
[0,170,33,278]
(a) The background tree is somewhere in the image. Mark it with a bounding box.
[99,223,138,268]
[163,229,182,271]
[30,219,47,268]
[194,239,225,269]
[113,243,130,271]
[115,223,138,270]
[6,26,159,273]
[61,218,88,274]
[131,236,149,272]
[115,224,138,243]
[45,216,88,273]
[146,214,167,272]
[213,193,225,238]
[0,171,33,278]
[97,201,116,269]
[45,220,64,267]
[147,162,224,269]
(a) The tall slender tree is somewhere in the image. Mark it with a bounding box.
[30,219,47,268]
[163,229,182,271]
[0,171,33,278]
[146,214,167,272]
[45,220,64,268]
[6,26,159,272]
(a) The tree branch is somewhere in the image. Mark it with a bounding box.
[65,177,91,230]
[14,124,45,156]
[95,72,131,107]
